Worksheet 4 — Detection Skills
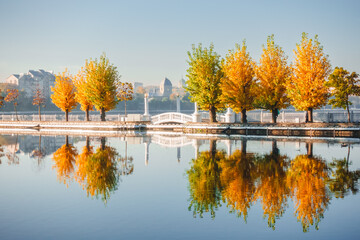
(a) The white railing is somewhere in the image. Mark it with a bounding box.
[151,112,193,124]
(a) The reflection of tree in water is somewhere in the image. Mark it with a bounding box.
[52,136,78,186]
[30,135,46,170]
[0,144,4,164]
[220,140,257,222]
[329,145,360,198]
[287,142,330,232]
[187,140,225,218]
[6,134,19,165]
[254,140,290,230]
[75,137,128,203]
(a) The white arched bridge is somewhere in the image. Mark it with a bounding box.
[151,112,193,125]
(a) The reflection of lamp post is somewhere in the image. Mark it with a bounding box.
[177,147,181,162]
[225,139,232,156]
[144,137,151,166]
[192,139,199,159]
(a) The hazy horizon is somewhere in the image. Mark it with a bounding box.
[1,0,359,85]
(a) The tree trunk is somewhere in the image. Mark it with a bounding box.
[271,108,278,123]
[86,136,90,151]
[100,107,106,121]
[65,135,69,146]
[241,139,247,156]
[209,139,217,159]
[125,100,127,117]
[272,140,279,156]
[100,137,106,150]
[65,109,69,122]
[346,101,351,123]
[14,104,19,121]
[241,109,247,123]
[38,106,41,121]
[306,142,313,157]
[86,107,90,121]
[209,106,217,123]
[307,108,313,123]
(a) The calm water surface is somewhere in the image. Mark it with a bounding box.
[0,133,360,240]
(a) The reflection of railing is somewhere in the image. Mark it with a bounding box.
[151,112,193,124]
[151,135,194,147]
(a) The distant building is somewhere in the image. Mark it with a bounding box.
[178,78,186,88]
[159,77,172,97]
[5,69,56,98]
[133,82,143,92]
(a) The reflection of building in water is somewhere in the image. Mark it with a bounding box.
[18,135,73,156]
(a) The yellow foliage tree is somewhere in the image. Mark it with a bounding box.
[73,68,94,121]
[116,82,134,117]
[83,54,120,121]
[221,41,257,123]
[287,144,330,232]
[51,70,77,121]
[287,33,331,122]
[255,35,291,123]
[52,136,78,186]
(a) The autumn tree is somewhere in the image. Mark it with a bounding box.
[83,54,120,121]
[254,141,290,229]
[287,143,330,232]
[220,140,257,221]
[187,140,225,218]
[73,68,94,121]
[287,33,331,122]
[255,35,291,123]
[221,41,257,123]
[185,43,223,123]
[52,136,78,186]
[32,87,45,121]
[5,89,20,121]
[117,82,134,117]
[327,67,360,123]
[51,70,77,121]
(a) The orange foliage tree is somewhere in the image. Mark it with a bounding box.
[221,41,257,123]
[254,141,290,229]
[32,87,45,121]
[52,136,78,186]
[287,33,331,122]
[220,142,257,221]
[73,68,94,121]
[255,35,291,123]
[116,82,134,117]
[5,89,20,121]
[51,70,77,121]
[287,144,330,232]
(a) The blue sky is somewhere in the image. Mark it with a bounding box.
[0,0,359,85]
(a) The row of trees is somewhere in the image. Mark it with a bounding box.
[187,140,360,232]
[51,54,133,121]
[186,33,360,123]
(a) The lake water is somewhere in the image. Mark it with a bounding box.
[0,133,360,239]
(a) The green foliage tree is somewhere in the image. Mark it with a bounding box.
[83,53,120,121]
[185,43,223,123]
[327,67,360,123]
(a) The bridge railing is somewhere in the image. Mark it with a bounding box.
[151,112,193,124]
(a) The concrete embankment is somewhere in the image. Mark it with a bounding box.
[0,121,360,138]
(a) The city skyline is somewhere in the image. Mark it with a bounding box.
[1,0,359,85]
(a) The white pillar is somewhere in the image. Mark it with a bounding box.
[192,102,201,122]
[176,95,180,113]
[225,139,232,156]
[260,110,263,123]
[144,94,149,116]
[225,107,235,123]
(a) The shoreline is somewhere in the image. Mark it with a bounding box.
[0,120,360,138]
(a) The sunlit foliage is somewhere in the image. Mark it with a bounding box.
[287,33,331,122]
[221,41,257,123]
[51,70,77,121]
[185,43,223,122]
[117,82,134,117]
[287,154,330,232]
[32,87,45,121]
[73,68,94,121]
[83,53,120,121]
[327,67,360,123]
[5,89,20,121]
[255,35,291,123]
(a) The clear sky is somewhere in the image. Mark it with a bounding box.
[0,0,359,86]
